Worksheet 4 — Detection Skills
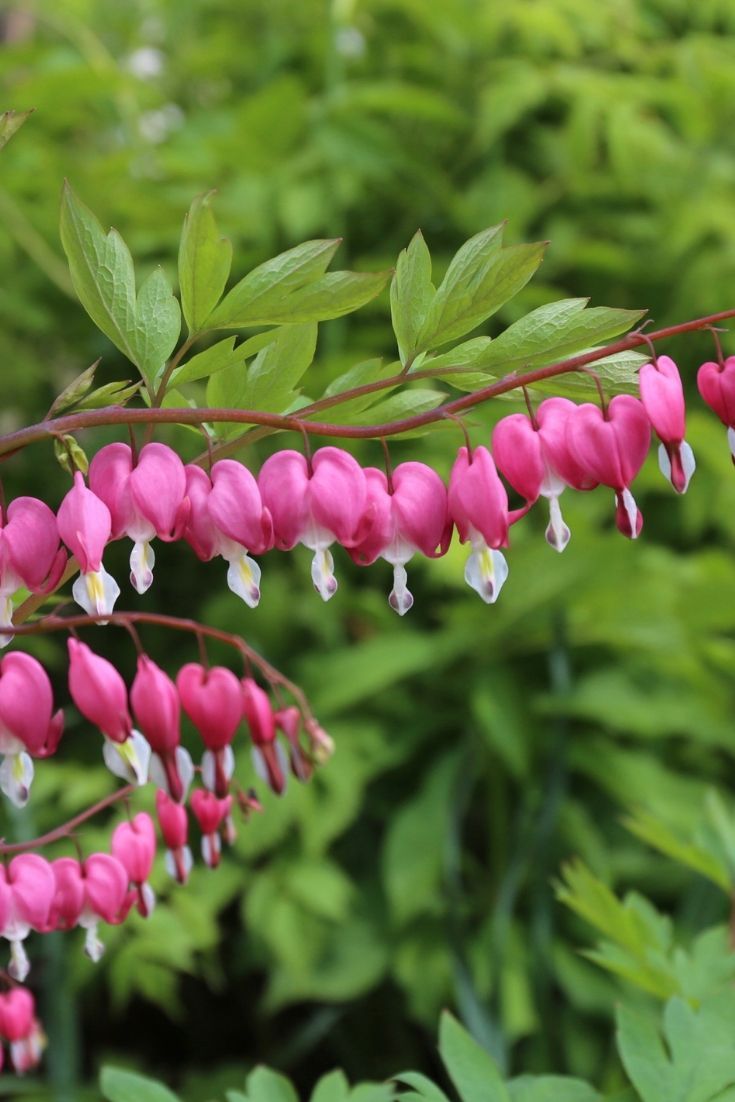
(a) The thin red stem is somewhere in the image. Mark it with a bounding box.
[0,784,136,856]
[0,309,732,458]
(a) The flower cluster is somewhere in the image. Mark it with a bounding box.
[0,988,44,1075]
[0,352,719,633]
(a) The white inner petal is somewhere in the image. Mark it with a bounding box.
[464,545,509,604]
[130,539,156,594]
[72,565,120,621]
[225,553,261,608]
[545,496,571,553]
[102,730,151,786]
[388,563,414,616]
[0,752,34,808]
[311,548,338,601]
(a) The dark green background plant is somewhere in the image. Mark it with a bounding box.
[3,2,735,1100]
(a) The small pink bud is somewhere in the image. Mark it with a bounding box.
[639,356,694,493]
[111,813,156,917]
[190,789,233,868]
[67,639,131,743]
[156,789,192,884]
[131,657,191,803]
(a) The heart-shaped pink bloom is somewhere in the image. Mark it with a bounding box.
[0,497,66,595]
[190,789,233,868]
[349,463,450,615]
[535,398,598,491]
[177,663,243,750]
[183,464,271,608]
[697,356,735,427]
[0,652,63,806]
[566,395,651,538]
[131,657,192,803]
[566,395,651,491]
[0,855,55,981]
[82,854,131,925]
[67,639,131,743]
[259,447,369,600]
[48,857,86,931]
[112,813,156,885]
[89,443,189,594]
[639,356,694,493]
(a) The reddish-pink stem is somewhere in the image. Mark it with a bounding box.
[0,784,136,856]
[0,309,731,458]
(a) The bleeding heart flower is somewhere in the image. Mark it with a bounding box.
[156,789,193,885]
[57,472,119,619]
[177,663,242,797]
[0,497,66,645]
[131,657,192,803]
[0,855,55,981]
[349,462,450,615]
[258,447,370,601]
[0,653,64,807]
[639,355,695,493]
[697,355,735,462]
[111,813,157,917]
[190,789,233,869]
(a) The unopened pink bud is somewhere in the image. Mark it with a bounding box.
[67,639,131,743]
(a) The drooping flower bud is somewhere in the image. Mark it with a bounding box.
[156,789,193,884]
[77,853,134,962]
[0,653,64,807]
[0,987,45,1074]
[131,656,192,803]
[275,706,312,781]
[57,472,119,619]
[242,678,286,794]
[639,355,695,493]
[111,813,157,917]
[448,446,514,603]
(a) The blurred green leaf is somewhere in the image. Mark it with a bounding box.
[100,1067,181,1102]
[179,190,233,334]
[507,1077,601,1102]
[311,1070,351,1102]
[439,1012,510,1102]
[245,1068,299,1102]
[0,108,33,151]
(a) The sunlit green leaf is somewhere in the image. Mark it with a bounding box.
[439,1012,510,1102]
[100,1067,180,1102]
[178,190,232,333]
[391,231,435,364]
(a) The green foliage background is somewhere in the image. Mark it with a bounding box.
[3,0,735,1098]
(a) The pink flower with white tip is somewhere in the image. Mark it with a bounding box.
[0,497,66,645]
[89,442,190,594]
[111,813,157,918]
[697,355,735,461]
[57,471,119,619]
[76,853,134,962]
[183,461,273,609]
[190,789,233,869]
[177,662,242,797]
[492,399,585,552]
[639,355,695,493]
[0,988,45,1074]
[258,447,370,601]
[448,446,520,603]
[156,789,193,884]
[275,706,312,782]
[131,656,193,804]
[0,855,55,982]
[349,462,450,615]
[565,395,651,539]
[67,639,150,786]
[242,677,286,794]
[0,653,64,807]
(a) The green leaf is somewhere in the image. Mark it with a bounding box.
[171,337,246,387]
[314,359,400,421]
[60,184,181,384]
[178,190,232,333]
[416,227,546,350]
[460,299,645,375]
[337,388,444,427]
[209,239,341,327]
[0,109,33,151]
[234,269,392,327]
[393,1072,451,1102]
[311,1070,351,1102]
[532,349,647,398]
[617,993,735,1102]
[507,1077,601,1102]
[439,1012,510,1102]
[623,808,731,893]
[244,322,318,410]
[246,1068,299,1102]
[100,1066,181,1102]
[132,267,182,383]
[391,231,435,364]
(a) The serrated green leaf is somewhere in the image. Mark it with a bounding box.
[178,190,232,333]
[623,809,731,893]
[439,1012,510,1102]
[60,184,181,385]
[244,322,318,410]
[100,1066,181,1102]
[416,228,546,351]
[391,231,435,364]
[209,239,341,327]
[458,299,645,375]
[48,360,99,416]
[0,109,33,151]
